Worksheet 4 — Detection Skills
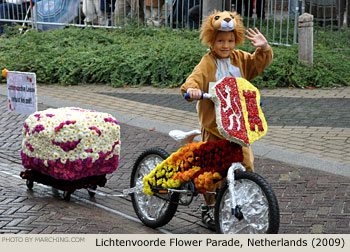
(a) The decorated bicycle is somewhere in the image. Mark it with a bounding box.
[129,77,280,234]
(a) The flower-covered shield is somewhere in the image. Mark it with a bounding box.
[210,77,268,146]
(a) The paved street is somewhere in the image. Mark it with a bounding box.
[0,83,349,234]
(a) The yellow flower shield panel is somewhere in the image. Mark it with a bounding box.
[210,77,268,146]
[236,77,268,145]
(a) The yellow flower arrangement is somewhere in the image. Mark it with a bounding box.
[143,142,203,195]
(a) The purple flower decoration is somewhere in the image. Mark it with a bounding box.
[52,139,81,152]
[104,117,119,125]
[25,142,34,152]
[21,151,119,181]
[31,124,45,134]
[23,123,30,135]
[54,120,77,132]
[34,114,41,121]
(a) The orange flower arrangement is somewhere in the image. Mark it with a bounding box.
[143,140,243,195]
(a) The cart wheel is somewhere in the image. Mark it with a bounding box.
[63,191,72,201]
[26,179,34,190]
[88,185,97,197]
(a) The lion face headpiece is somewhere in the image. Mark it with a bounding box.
[200,11,245,47]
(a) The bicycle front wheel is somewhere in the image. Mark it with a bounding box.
[215,171,280,234]
[130,147,179,228]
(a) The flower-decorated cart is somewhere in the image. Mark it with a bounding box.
[129,77,280,234]
[20,107,121,201]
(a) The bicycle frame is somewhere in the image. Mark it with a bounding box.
[131,77,279,233]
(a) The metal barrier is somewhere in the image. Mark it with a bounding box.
[0,0,349,48]
[0,0,34,33]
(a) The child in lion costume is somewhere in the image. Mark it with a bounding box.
[180,10,273,230]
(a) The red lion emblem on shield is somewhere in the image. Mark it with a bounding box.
[214,77,249,145]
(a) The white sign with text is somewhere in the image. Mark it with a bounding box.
[7,71,37,114]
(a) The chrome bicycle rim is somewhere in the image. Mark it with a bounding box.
[133,154,171,221]
[218,179,269,233]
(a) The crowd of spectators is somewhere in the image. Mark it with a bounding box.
[0,0,349,34]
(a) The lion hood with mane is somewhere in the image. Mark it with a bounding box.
[200,11,246,47]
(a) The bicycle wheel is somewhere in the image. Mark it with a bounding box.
[215,171,279,234]
[130,147,179,228]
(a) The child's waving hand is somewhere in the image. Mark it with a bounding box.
[245,28,269,50]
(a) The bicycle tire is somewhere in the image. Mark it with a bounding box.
[215,171,280,234]
[130,147,179,228]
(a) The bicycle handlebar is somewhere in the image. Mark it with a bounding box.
[184,92,211,100]
[184,91,263,106]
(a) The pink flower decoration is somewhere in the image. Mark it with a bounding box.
[23,123,30,135]
[104,117,119,125]
[54,120,77,132]
[25,142,34,152]
[31,124,45,134]
[52,139,81,152]
[34,114,41,121]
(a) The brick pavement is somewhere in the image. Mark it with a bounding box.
[1,84,350,234]
[0,163,162,234]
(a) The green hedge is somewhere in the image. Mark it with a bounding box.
[0,25,349,88]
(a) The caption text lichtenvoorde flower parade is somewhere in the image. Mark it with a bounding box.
[95,237,346,248]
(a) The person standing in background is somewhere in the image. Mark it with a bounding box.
[189,0,232,30]
[100,0,116,26]
[236,0,265,19]
[114,0,144,25]
[336,0,350,27]
[289,0,302,18]
[82,0,108,25]
[289,0,297,17]
[144,0,165,27]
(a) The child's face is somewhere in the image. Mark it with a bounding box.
[213,31,235,58]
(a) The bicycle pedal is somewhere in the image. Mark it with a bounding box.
[151,186,168,194]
